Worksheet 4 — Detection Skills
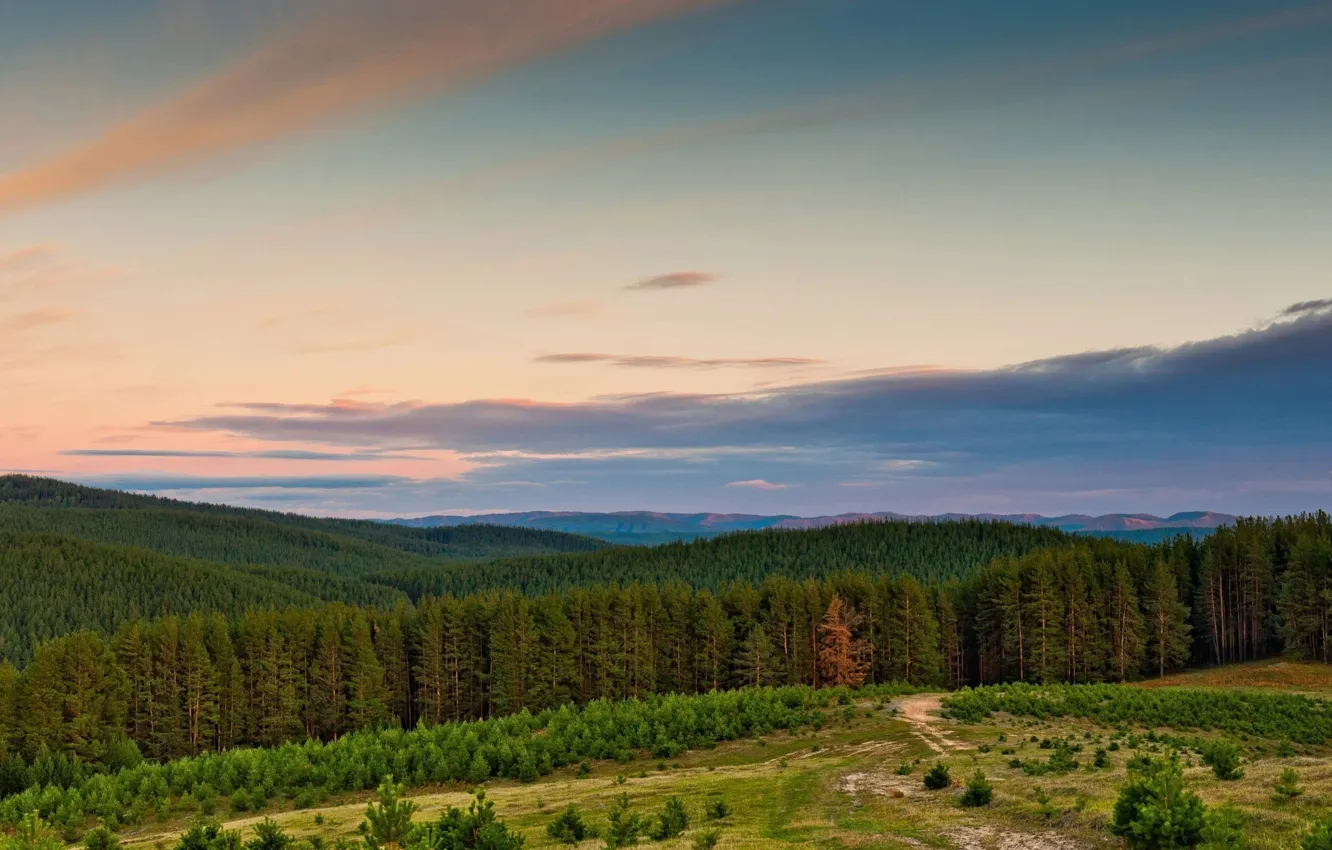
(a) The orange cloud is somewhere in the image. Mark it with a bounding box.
[0,0,733,213]
[0,308,77,333]
[525,300,605,319]
[0,245,61,275]
[536,352,823,369]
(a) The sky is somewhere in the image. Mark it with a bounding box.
[2,0,1331,518]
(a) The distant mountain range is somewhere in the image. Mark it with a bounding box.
[388,510,1236,545]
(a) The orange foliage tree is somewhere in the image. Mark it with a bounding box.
[818,595,869,687]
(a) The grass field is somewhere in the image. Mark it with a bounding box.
[1137,658,1332,695]
[110,681,1332,850]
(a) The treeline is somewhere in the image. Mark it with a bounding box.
[0,540,1194,771]
[0,682,921,833]
[4,514,1328,771]
[1199,515,1332,665]
[0,533,407,666]
[369,519,1075,596]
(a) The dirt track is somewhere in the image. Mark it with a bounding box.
[895,694,970,754]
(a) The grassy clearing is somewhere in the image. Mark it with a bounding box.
[111,689,1332,850]
[1137,658,1332,695]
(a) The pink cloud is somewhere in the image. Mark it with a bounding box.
[0,0,733,213]
[725,479,793,491]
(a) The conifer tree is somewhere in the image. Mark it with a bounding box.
[818,596,867,687]
[733,624,777,688]
[1143,560,1191,678]
[1107,563,1145,681]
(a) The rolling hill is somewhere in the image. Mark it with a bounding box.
[0,475,607,567]
[391,508,1235,544]
[0,531,389,665]
[0,475,608,664]
[367,517,1080,598]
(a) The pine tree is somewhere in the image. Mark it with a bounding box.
[363,777,418,850]
[1107,563,1144,681]
[818,596,867,687]
[310,616,348,739]
[414,603,448,726]
[694,591,731,692]
[888,577,941,685]
[180,614,217,755]
[1143,559,1191,678]
[733,624,776,688]
[0,661,15,760]
[344,613,389,731]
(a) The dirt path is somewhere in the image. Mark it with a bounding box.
[895,694,970,754]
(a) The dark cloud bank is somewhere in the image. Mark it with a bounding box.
[165,306,1332,462]
[88,305,1331,514]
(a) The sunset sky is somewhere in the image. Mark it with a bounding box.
[3,0,1331,517]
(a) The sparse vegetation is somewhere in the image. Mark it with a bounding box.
[959,771,992,807]
[923,763,951,790]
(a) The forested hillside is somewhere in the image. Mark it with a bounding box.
[0,476,606,561]
[0,532,405,665]
[0,477,602,664]
[2,512,1326,778]
[369,519,1075,597]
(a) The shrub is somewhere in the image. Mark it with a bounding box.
[1304,815,1332,850]
[690,829,721,850]
[1200,805,1247,850]
[895,763,912,776]
[245,821,290,850]
[923,764,951,790]
[1202,739,1244,781]
[363,779,418,850]
[604,795,644,849]
[546,806,594,845]
[84,827,120,850]
[959,772,992,808]
[420,790,524,850]
[1274,768,1305,803]
[176,820,241,850]
[705,799,730,821]
[647,798,688,841]
[6,812,66,850]
[1109,758,1205,849]
[1033,787,1056,820]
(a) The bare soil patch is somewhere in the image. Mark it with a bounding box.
[947,825,1089,850]
[896,694,971,753]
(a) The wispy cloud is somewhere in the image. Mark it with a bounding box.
[356,2,1332,224]
[535,352,822,369]
[0,0,733,213]
[525,300,605,319]
[61,448,426,462]
[79,474,407,491]
[725,479,792,490]
[0,245,61,275]
[1281,299,1332,317]
[624,272,715,292]
[0,308,77,333]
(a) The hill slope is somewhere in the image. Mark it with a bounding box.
[393,508,1235,543]
[0,475,607,563]
[369,518,1077,597]
[0,531,383,665]
[0,476,604,664]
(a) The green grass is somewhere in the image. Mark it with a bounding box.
[106,687,1332,850]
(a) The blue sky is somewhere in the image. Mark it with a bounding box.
[2,0,1330,516]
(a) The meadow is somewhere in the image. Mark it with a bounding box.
[76,663,1332,850]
